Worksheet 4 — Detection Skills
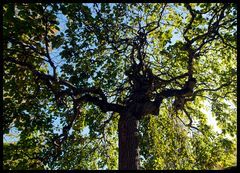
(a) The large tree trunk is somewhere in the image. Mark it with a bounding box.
[118,114,140,170]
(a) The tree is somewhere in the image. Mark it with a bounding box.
[3,3,237,170]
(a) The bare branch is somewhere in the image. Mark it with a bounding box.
[43,15,57,77]
[175,113,200,133]
[155,73,189,85]
[79,94,124,114]
[146,3,167,34]
[183,3,196,43]
[7,37,46,57]
[216,32,237,50]
[185,81,232,102]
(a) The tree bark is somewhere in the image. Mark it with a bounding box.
[118,113,140,170]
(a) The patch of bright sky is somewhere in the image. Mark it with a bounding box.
[3,127,21,143]
[201,99,236,138]
[201,100,221,133]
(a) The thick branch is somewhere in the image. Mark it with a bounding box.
[5,57,76,89]
[185,82,232,102]
[154,72,189,88]
[5,57,125,114]
[79,94,124,113]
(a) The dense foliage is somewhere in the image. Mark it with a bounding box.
[3,3,237,170]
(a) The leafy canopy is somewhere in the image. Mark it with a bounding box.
[3,3,236,170]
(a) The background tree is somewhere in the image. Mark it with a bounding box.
[3,3,237,170]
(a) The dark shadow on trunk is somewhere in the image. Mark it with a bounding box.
[118,114,140,170]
